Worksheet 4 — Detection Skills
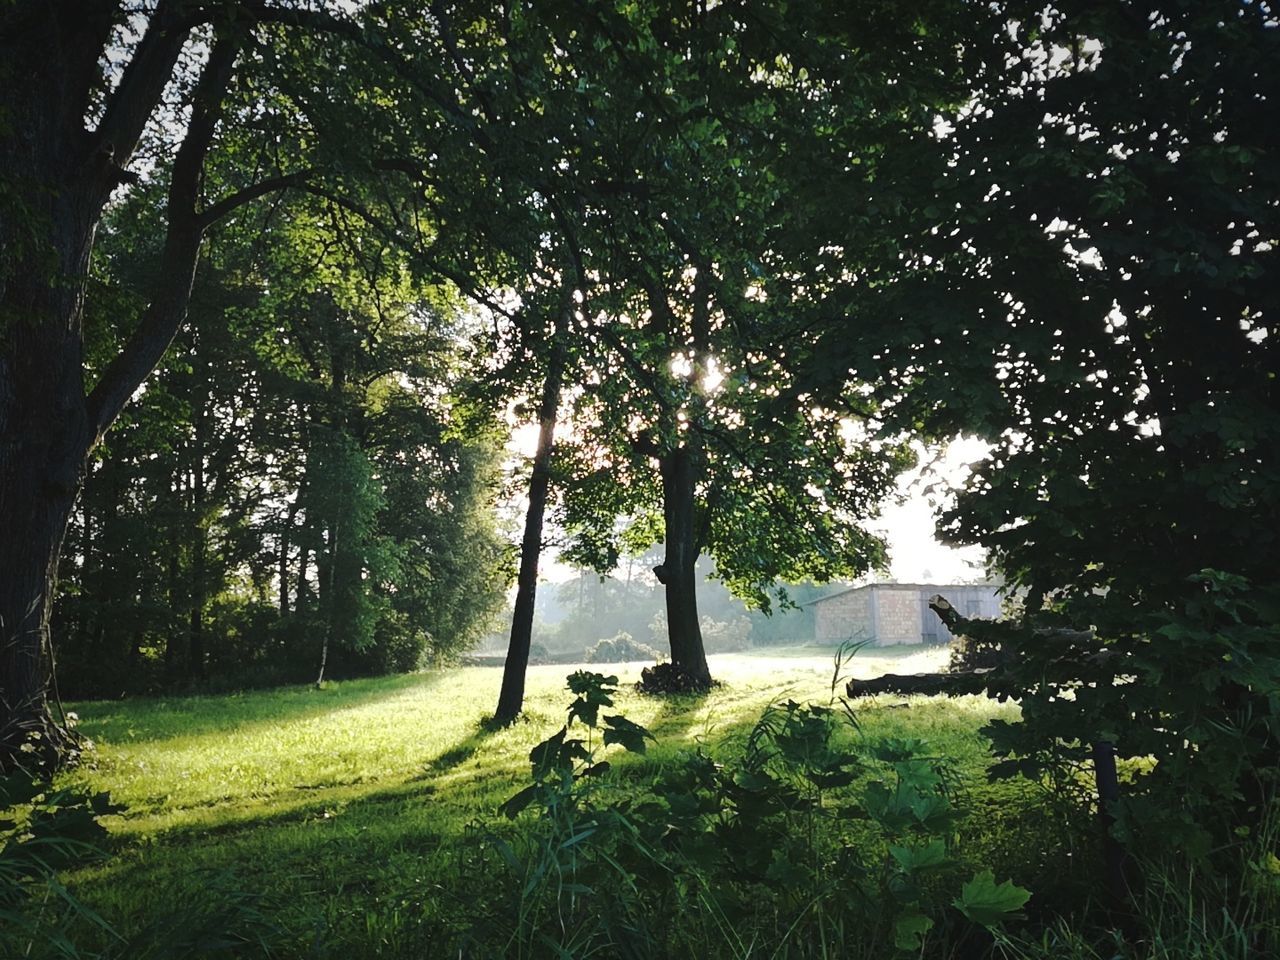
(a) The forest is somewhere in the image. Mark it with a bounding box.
[1,1,1277,957]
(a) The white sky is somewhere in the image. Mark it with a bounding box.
[869,436,990,584]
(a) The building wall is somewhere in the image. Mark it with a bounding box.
[874,586,924,646]
[812,583,1005,647]
[813,588,873,644]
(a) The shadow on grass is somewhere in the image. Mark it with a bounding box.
[69,670,464,746]
[419,718,502,779]
[63,685,1034,960]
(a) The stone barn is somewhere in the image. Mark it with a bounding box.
[809,582,1002,647]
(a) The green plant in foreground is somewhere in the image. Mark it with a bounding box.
[484,669,1031,958]
[485,671,656,958]
[1,766,119,958]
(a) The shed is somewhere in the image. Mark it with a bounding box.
[808,582,1002,647]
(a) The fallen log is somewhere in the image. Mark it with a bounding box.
[845,670,992,699]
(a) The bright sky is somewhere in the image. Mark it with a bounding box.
[869,436,990,584]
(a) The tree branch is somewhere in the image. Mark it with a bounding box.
[298,183,520,322]
[197,169,315,229]
[89,0,192,191]
[86,31,242,445]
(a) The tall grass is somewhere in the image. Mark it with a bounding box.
[994,812,1280,960]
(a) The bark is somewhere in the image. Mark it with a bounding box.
[188,429,207,682]
[165,515,185,680]
[315,519,337,688]
[297,546,312,609]
[494,333,565,725]
[845,671,992,699]
[653,444,711,686]
[279,498,301,616]
[1,7,115,768]
[0,16,234,770]
[1092,739,1133,913]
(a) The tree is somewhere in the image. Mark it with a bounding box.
[527,0,971,685]
[51,175,509,697]
[813,0,1278,857]
[0,1,328,764]
[0,0,542,764]
[943,1,1279,853]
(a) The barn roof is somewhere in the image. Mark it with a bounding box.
[802,582,1001,607]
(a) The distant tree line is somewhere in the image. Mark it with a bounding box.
[524,554,825,659]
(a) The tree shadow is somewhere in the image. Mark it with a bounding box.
[69,670,461,746]
[417,719,500,779]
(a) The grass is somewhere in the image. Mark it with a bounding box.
[51,644,1032,957]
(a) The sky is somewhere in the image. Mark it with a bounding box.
[868,436,990,584]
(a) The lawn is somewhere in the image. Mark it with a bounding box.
[51,645,1039,957]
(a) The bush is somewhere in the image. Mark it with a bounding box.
[466,671,1031,958]
[584,631,661,664]
[699,614,752,653]
[948,630,1008,673]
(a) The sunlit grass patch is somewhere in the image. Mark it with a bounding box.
[57,650,1022,957]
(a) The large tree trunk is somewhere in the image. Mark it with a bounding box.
[495,331,565,725]
[0,14,108,768]
[653,444,711,686]
[0,11,234,770]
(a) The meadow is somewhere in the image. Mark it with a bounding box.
[30,645,1073,957]
[20,644,1270,959]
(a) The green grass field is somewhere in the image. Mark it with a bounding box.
[51,646,1040,957]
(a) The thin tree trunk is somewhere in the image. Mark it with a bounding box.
[188,464,207,680]
[187,343,208,680]
[653,444,711,686]
[316,518,338,688]
[165,513,184,680]
[495,333,565,725]
[279,499,300,616]
[297,545,312,609]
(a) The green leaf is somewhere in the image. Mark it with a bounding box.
[498,784,538,820]
[889,839,947,872]
[954,870,1031,925]
[894,909,934,951]
[602,714,654,754]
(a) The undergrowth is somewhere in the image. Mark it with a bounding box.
[14,649,1274,957]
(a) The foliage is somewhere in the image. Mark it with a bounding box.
[476,666,1029,957]
[888,0,1280,856]
[55,190,510,696]
[697,614,753,655]
[772,0,1280,862]
[583,632,662,665]
[994,809,1280,960]
[968,571,1280,858]
[1,766,117,958]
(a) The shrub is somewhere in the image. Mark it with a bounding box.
[699,614,752,653]
[467,670,1031,958]
[584,631,661,664]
